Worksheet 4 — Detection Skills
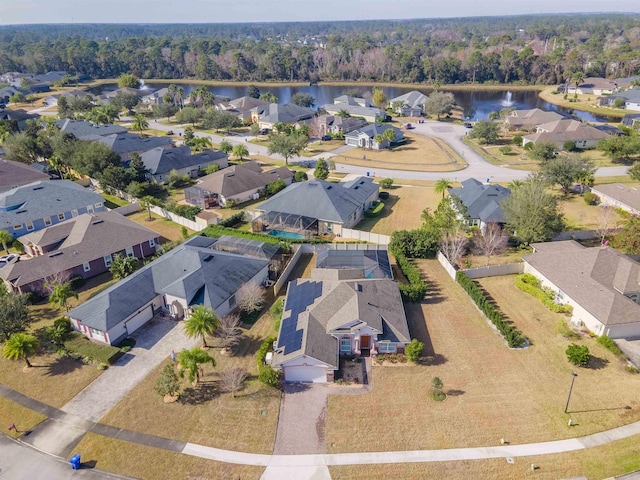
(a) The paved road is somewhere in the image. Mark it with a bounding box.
[0,435,132,480]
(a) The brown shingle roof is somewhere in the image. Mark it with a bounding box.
[591,184,640,213]
[193,162,293,198]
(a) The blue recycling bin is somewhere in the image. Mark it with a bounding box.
[69,454,81,470]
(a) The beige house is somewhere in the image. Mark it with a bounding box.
[522,119,609,150]
[523,241,640,339]
[504,108,565,131]
[567,77,619,96]
[591,184,640,216]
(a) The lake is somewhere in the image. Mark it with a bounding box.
[97,82,609,122]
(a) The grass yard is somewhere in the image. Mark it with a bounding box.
[300,140,344,157]
[326,260,640,456]
[73,433,264,480]
[125,210,193,242]
[557,191,624,230]
[99,297,282,454]
[328,434,640,480]
[0,397,47,439]
[461,246,531,269]
[538,88,626,119]
[101,194,129,209]
[337,132,467,172]
[355,186,440,235]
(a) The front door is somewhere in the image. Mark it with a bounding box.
[360,335,371,356]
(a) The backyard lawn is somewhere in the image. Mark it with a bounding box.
[337,132,466,172]
[327,260,640,459]
[557,190,624,230]
[125,210,193,242]
[355,186,440,235]
[73,433,264,480]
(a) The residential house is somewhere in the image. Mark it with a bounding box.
[504,108,566,131]
[523,241,640,338]
[184,161,292,208]
[0,159,50,193]
[599,89,640,111]
[44,90,95,107]
[55,119,127,140]
[344,124,404,150]
[448,178,511,231]
[567,77,619,95]
[316,115,368,136]
[141,88,169,105]
[254,177,379,237]
[92,133,173,162]
[621,113,640,128]
[67,236,270,345]
[250,103,315,130]
[389,91,428,116]
[272,276,410,383]
[0,109,40,130]
[216,96,269,122]
[614,76,640,90]
[140,146,229,183]
[320,95,386,123]
[591,183,640,216]
[0,180,106,238]
[97,87,148,105]
[0,211,158,295]
[0,86,29,104]
[522,119,609,150]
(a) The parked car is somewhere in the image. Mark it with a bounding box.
[321,135,332,141]
[0,253,18,266]
[404,123,414,129]
[259,128,269,135]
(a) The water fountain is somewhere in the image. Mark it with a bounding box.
[501,91,514,107]
[139,79,150,91]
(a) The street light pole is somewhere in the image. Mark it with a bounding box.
[564,372,578,414]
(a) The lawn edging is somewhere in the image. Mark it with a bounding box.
[455,271,528,348]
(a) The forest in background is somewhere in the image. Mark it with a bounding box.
[1,14,640,85]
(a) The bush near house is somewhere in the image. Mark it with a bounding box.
[515,274,573,314]
[596,335,624,356]
[405,339,424,363]
[566,343,590,367]
[219,211,246,228]
[256,336,280,387]
[583,191,597,205]
[390,246,428,302]
[364,201,384,218]
[63,332,122,364]
[456,271,527,348]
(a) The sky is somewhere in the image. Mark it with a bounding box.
[0,0,639,25]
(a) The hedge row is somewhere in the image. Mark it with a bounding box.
[219,211,246,228]
[515,274,573,314]
[64,332,122,364]
[390,246,428,303]
[456,271,527,348]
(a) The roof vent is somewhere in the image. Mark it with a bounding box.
[32,186,44,191]
[203,254,214,262]
[48,251,63,258]
[16,210,26,214]
[326,185,332,190]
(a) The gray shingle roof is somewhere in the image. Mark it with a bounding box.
[2,211,157,288]
[67,242,268,331]
[55,119,127,140]
[257,177,379,224]
[140,146,228,176]
[591,184,640,213]
[448,178,511,224]
[94,133,172,157]
[0,180,105,232]
[321,102,385,119]
[0,159,50,193]
[389,90,428,108]
[524,242,640,326]
[252,103,315,124]
[344,123,403,141]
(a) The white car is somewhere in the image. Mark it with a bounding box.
[0,253,18,265]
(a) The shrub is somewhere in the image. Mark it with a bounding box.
[203,224,331,245]
[390,245,428,302]
[456,271,527,348]
[523,142,533,150]
[499,146,512,155]
[69,275,85,290]
[583,191,597,205]
[294,171,308,182]
[63,332,121,364]
[515,274,573,314]
[405,339,424,363]
[596,335,623,356]
[563,140,576,151]
[625,365,639,374]
[219,211,246,228]
[512,135,523,145]
[379,178,394,189]
[257,336,280,387]
[557,319,580,340]
[270,298,283,322]
[566,343,590,367]
[378,191,390,200]
[172,205,201,221]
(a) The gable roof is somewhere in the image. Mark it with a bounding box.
[0,159,50,193]
[448,178,511,223]
[321,102,385,119]
[389,90,428,108]
[67,241,268,332]
[229,96,269,110]
[621,113,640,126]
[524,119,609,144]
[257,177,379,224]
[192,161,292,198]
[55,119,127,139]
[94,133,173,157]
[505,108,565,128]
[344,123,403,141]
[524,242,640,326]
[272,278,409,368]
[591,183,640,213]
[608,88,640,103]
[0,180,105,232]
[0,108,40,124]
[252,103,315,124]
[139,146,227,175]
[2,211,157,288]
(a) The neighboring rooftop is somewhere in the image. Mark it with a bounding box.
[192,161,292,198]
[55,119,127,139]
[93,133,172,158]
[448,178,511,223]
[253,103,315,124]
[314,247,393,280]
[592,183,640,213]
[140,146,228,176]
[0,159,50,193]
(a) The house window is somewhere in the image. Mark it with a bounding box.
[13,223,22,231]
[95,202,103,209]
[103,254,112,268]
[379,342,396,353]
[90,328,102,336]
[149,238,155,248]
[58,213,65,221]
[125,247,134,258]
[340,338,351,352]
[83,262,91,272]
[229,294,236,308]
[44,216,52,226]
[71,209,78,217]
[87,205,94,214]
[25,221,34,231]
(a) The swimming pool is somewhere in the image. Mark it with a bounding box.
[268,229,305,240]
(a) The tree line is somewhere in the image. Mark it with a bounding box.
[1,14,640,85]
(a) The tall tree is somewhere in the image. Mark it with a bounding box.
[219,140,233,154]
[0,230,13,254]
[314,158,330,180]
[3,333,39,369]
[372,87,387,109]
[177,347,216,385]
[628,161,640,181]
[469,120,500,144]
[48,282,78,311]
[117,73,140,89]
[189,136,212,153]
[424,92,454,120]
[132,114,149,135]
[472,222,508,266]
[232,144,249,160]
[183,305,219,348]
[290,93,315,108]
[109,253,140,280]
[0,293,31,342]
[541,155,595,195]
[268,133,307,165]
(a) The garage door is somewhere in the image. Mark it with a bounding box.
[125,306,154,335]
[284,365,327,383]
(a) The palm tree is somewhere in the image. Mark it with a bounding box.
[3,333,39,368]
[507,179,524,189]
[219,140,233,154]
[572,71,586,95]
[140,196,155,221]
[177,347,216,385]
[184,305,219,348]
[49,282,78,311]
[434,178,453,199]
[232,144,249,161]
[133,114,149,135]
[189,136,212,153]
[0,230,13,254]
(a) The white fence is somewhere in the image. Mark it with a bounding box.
[148,206,205,232]
[340,228,391,245]
[551,228,621,242]
[437,251,523,280]
[273,245,305,296]
[113,202,141,216]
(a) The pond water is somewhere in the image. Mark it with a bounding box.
[95,82,612,123]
